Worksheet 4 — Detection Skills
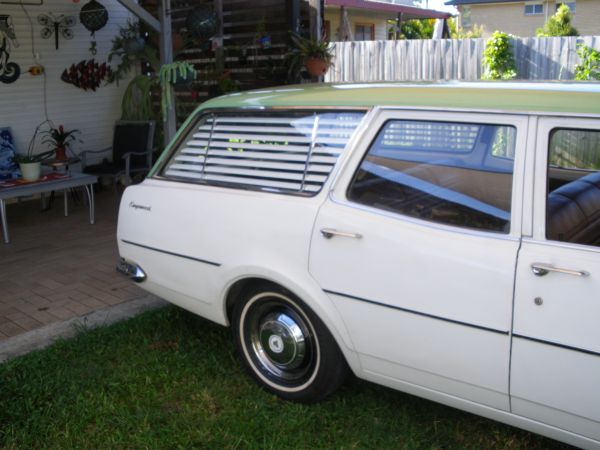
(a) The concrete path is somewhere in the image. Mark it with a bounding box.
[0,188,163,360]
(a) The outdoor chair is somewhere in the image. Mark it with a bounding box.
[81,120,155,187]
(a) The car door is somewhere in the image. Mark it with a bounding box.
[309,109,529,410]
[512,117,600,442]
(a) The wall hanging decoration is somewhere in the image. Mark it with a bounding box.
[80,0,108,55]
[38,13,76,50]
[0,15,21,83]
[60,59,112,91]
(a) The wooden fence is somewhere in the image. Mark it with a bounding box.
[324,36,600,82]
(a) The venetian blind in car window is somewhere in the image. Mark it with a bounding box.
[381,121,479,153]
[163,111,365,194]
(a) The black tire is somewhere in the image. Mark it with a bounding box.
[0,62,20,84]
[232,283,348,403]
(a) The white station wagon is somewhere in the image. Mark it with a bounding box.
[117,82,600,449]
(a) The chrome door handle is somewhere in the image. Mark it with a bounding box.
[320,228,362,239]
[531,263,589,277]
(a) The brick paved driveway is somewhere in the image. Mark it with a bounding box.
[0,190,144,341]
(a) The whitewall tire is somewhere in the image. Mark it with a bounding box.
[232,284,348,402]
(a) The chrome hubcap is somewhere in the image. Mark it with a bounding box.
[244,297,315,385]
[259,312,306,369]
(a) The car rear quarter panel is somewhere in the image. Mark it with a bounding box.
[116,179,358,362]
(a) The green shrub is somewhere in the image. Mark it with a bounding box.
[449,18,484,39]
[482,31,517,80]
[397,19,435,39]
[536,4,578,37]
[575,43,600,80]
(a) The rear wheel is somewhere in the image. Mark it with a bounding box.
[232,284,348,402]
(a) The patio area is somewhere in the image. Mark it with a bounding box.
[0,188,149,342]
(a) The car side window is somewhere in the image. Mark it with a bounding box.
[347,119,516,233]
[546,128,600,247]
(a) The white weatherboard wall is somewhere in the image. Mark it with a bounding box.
[0,0,133,160]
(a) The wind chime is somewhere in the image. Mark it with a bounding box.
[79,0,108,55]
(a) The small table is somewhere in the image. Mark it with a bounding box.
[43,157,81,173]
[0,172,98,244]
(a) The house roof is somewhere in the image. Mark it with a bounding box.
[325,0,452,19]
[444,0,519,5]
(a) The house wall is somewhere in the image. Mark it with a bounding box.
[462,0,600,37]
[0,0,133,162]
[325,7,390,41]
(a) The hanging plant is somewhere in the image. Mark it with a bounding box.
[121,75,156,120]
[158,61,196,117]
[107,20,158,84]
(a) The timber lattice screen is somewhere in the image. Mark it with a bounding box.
[143,0,299,126]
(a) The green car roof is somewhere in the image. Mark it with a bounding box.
[150,82,600,176]
[199,82,600,115]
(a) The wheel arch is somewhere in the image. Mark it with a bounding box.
[220,271,361,375]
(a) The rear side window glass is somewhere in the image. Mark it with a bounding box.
[162,111,365,195]
[348,119,516,233]
[546,128,600,247]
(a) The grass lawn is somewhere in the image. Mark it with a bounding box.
[0,306,572,449]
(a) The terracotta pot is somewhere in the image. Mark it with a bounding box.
[55,146,67,161]
[304,57,329,77]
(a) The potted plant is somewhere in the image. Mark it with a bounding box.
[11,148,54,181]
[291,33,334,77]
[42,124,81,161]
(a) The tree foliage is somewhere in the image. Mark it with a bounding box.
[448,18,484,39]
[536,4,578,37]
[482,31,517,80]
[575,43,600,80]
[397,19,435,39]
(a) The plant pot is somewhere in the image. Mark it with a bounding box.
[304,57,329,77]
[55,146,67,161]
[173,68,196,85]
[123,37,146,55]
[19,162,41,181]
